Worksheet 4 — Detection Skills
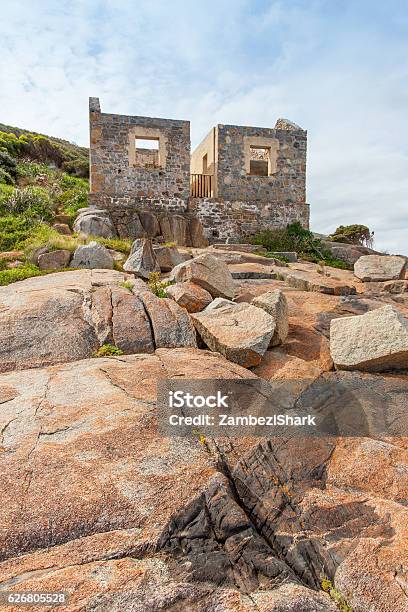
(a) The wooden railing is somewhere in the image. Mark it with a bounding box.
[190,174,214,198]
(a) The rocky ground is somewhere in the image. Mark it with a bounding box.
[0,242,407,611]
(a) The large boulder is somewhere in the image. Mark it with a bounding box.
[252,290,289,346]
[116,212,146,240]
[123,238,160,279]
[323,240,377,266]
[0,270,198,373]
[330,304,408,371]
[160,214,191,246]
[153,244,190,272]
[139,211,161,238]
[191,302,275,367]
[205,297,236,311]
[37,249,71,270]
[71,241,114,269]
[189,217,209,247]
[138,290,197,348]
[73,208,117,238]
[170,253,235,299]
[354,254,407,281]
[166,282,212,313]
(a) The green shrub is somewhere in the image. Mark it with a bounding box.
[0,129,88,176]
[2,186,54,220]
[247,228,295,252]
[92,344,124,358]
[60,173,89,190]
[61,158,89,178]
[321,576,353,612]
[0,215,33,251]
[15,160,53,179]
[0,263,45,286]
[0,150,18,183]
[0,168,14,185]
[119,280,134,290]
[147,271,173,298]
[328,224,373,247]
[57,185,88,223]
[248,222,351,269]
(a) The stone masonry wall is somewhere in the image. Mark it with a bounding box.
[89,98,191,205]
[216,123,307,205]
[189,198,310,241]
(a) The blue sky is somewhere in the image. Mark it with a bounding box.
[1,0,407,253]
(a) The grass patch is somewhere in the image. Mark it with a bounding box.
[0,263,46,286]
[0,215,34,251]
[255,250,289,264]
[321,576,353,611]
[119,280,134,291]
[95,237,132,254]
[23,223,82,260]
[147,271,173,298]
[93,344,124,358]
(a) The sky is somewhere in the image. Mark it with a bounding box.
[1,0,407,254]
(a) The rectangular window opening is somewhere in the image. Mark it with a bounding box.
[249,146,270,176]
[135,137,160,169]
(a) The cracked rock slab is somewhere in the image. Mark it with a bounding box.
[0,270,197,373]
[191,302,275,367]
[0,357,407,610]
[330,304,408,371]
[0,349,253,563]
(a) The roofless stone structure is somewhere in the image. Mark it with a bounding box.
[89,97,309,246]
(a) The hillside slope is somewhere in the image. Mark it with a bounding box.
[0,123,90,280]
[0,122,88,179]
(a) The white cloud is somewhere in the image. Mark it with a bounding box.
[0,0,407,253]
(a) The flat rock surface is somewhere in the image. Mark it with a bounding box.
[229,262,277,279]
[0,351,407,610]
[354,254,407,281]
[203,248,282,266]
[279,262,358,295]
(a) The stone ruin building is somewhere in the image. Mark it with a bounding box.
[89,97,309,247]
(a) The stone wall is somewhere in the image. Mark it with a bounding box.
[89,98,190,206]
[189,198,310,241]
[216,121,307,204]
